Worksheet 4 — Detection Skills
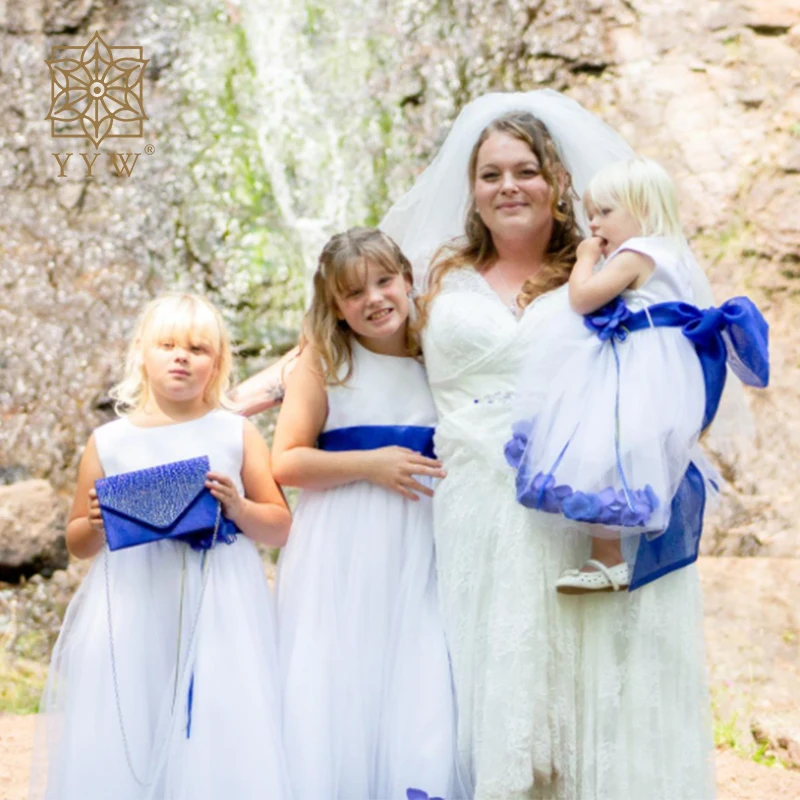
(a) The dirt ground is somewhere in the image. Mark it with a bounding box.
[2,713,800,800]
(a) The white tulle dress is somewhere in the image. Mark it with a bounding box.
[508,236,708,544]
[423,265,715,800]
[31,409,293,800]
[276,340,465,800]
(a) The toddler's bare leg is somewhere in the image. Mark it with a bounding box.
[581,536,624,571]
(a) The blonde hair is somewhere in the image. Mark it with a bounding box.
[585,157,683,238]
[303,227,418,385]
[111,292,232,414]
[418,111,582,325]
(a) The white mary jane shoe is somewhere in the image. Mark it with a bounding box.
[555,559,630,595]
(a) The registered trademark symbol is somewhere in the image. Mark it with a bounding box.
[144,144,155,155]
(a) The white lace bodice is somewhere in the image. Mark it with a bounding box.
[422,267,566,469]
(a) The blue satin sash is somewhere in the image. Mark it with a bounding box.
[318,425,436,459]
[630,462,706,590]
[587,296,769,429]
[584,295,769,589]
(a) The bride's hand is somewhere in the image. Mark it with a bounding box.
[365,447,446,501]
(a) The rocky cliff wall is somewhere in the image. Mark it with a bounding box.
[0,0,797,563]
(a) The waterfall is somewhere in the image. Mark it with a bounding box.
[239,0,400,294]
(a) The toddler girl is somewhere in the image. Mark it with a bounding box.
[505,158,768,593]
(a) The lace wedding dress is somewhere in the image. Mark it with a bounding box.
[423,267,715,800]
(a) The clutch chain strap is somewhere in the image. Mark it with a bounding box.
[103,501,222,787]
[172,548,187,708]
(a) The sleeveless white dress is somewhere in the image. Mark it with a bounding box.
[509,237,708,544]
[423,267,715,800]
[277,340,465,799]
[31,410,292,800]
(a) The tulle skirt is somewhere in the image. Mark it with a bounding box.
[277,481,465,799]
[433,398,715,799]
[30,537,292,800]
[509,308,706,539]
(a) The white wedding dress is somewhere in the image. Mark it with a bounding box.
[423,266,716,800]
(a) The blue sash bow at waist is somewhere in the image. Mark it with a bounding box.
[318,425,436,459]
[585,296,769,429]
[584,294,769,590]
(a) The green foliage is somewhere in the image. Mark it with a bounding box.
[172,3,306,360]
[0,654,45,714]
[711,684,795,770]
[693,217,755,268]
[713,706,741,750]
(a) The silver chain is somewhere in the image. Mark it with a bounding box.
[103,502,222,787]
[172,548,187,709]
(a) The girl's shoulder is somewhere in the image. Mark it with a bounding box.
[609,235,682,269]
[330,340,426,394]
[615,236,694,301]
[95,409,242,440]
[92,415,129,445]
[209,407,244,426]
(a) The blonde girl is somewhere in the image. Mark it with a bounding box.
[33,293,293,800]
[273,228,466,799]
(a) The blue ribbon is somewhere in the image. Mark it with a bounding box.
[583,294,768,589]
[178,517,239,552]
[583,298,633,342]
[587,296,770,429]
[184,548,210,740]
[186,672,195,738]
[318,425,436,458]
[630,461,706,590]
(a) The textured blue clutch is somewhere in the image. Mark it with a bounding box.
[95,456,238,551]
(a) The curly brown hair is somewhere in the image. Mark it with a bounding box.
[417,111,582,326]
[302,227,420,385]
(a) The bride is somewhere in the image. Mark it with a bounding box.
[382,91,716,800]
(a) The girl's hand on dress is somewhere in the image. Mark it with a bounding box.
[87,488,105,536]
[367,447,446,501]
[576,236,604,264]
[206,472,243,521]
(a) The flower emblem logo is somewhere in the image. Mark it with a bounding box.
[45,31,148,149]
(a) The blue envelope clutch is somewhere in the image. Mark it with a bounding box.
[95,456,238,551]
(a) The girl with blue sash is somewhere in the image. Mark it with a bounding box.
[272,228,465,799]
[506,158,769,594]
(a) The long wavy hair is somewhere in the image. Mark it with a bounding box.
[303,227,419,385]
[417,111,582,325]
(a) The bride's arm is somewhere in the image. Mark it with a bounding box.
[225,346,300,417]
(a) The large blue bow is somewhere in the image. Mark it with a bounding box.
[585,296,769,430]
[625,297,769,429]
